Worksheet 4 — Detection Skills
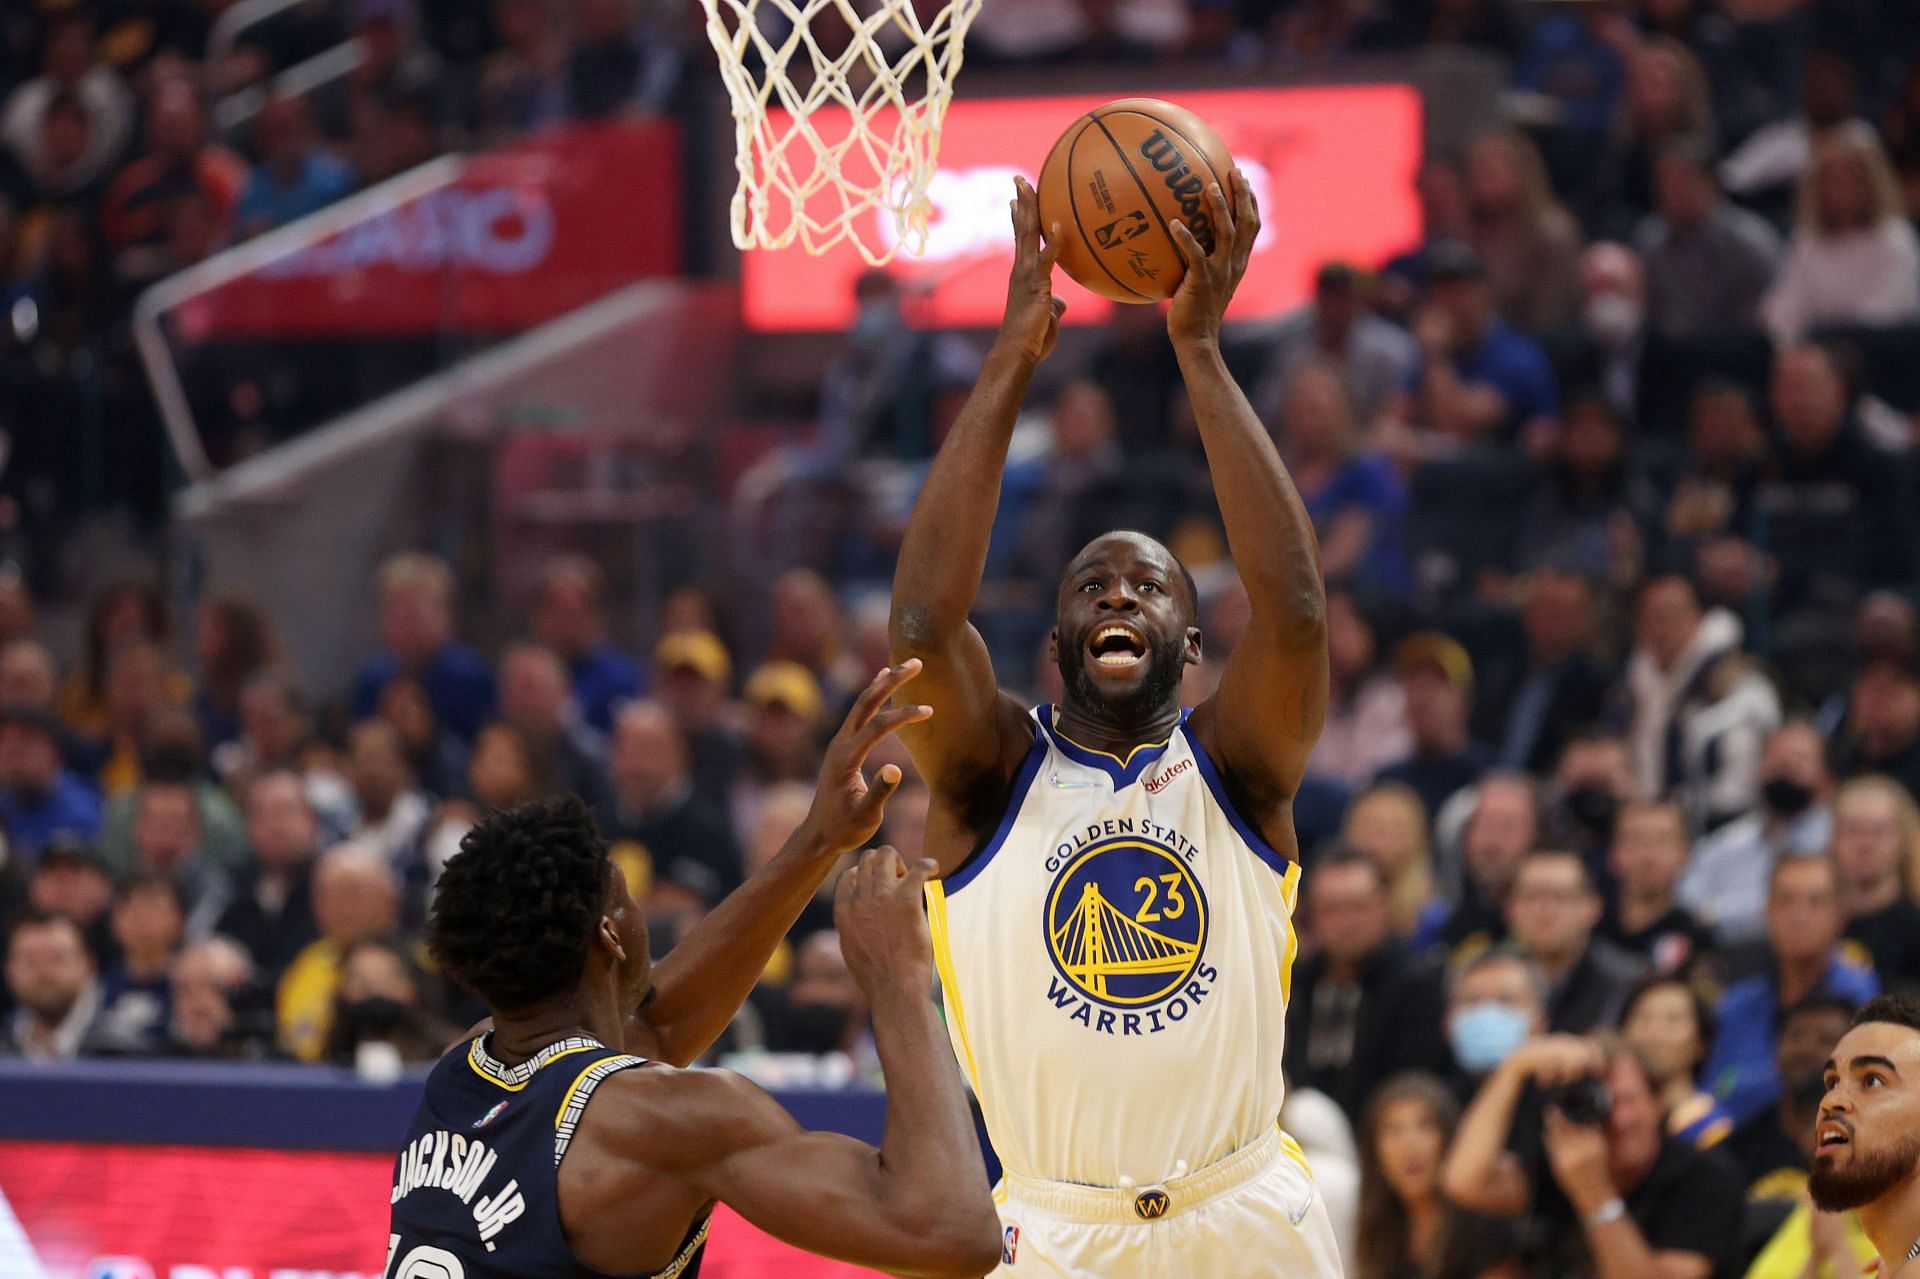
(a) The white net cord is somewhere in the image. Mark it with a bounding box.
[699,0,984,264]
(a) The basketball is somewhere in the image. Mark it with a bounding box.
[1036,98,1238,303]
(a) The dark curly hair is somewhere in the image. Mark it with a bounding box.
[427,796,613,1013]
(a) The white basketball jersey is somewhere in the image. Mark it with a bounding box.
[926,705,1301,1189]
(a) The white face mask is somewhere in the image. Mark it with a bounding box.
[1585,292,1643,346]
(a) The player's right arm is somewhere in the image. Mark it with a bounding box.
[889,178,1063,862]
[591,850,1003,1278]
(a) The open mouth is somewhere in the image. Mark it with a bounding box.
[1817,1121,1852,1152]
[1089,623,1148,669]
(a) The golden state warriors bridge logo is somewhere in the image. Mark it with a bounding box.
[1044,835,1216,1036]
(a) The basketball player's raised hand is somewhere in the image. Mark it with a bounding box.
[1166,168,1260,349]
[834,846,940,995]
[1000,176,1067,365]
[800,660,933,855]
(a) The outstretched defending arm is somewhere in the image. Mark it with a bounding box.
[623,662,930,1066]
[593,851,1003,1279]
[1173,173,1329,846]
[889,178,1064,852]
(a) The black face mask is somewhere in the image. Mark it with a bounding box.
[780,1001,852,1055]
[1761,777,1816,818]
[346,996,409,1038]
[1563,785,1618,838]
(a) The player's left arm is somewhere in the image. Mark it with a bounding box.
[622,663,931,1066]
[1172,172,1328,849]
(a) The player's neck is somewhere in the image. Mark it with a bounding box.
[1054,698,1182,757]
[488,996,622,1066]
[1858,1173,1920,1271]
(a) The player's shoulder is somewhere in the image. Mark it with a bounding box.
[580,1066,791,1170]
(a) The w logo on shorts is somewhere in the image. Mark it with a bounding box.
[1002,1224,1020,1264]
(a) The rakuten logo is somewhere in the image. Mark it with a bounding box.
[871,162,1274,263]
[259,187,556,279]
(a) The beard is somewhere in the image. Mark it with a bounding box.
[1058,635,1187,726]
[1809,1129,1920,1212]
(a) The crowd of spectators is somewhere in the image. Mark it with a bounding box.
[6,1,1920,1278]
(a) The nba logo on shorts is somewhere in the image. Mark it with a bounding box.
[1002,1224,1020,1264]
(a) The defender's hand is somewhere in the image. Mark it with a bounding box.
[1167,168,1259,349]
[835,847,939,995]
[1000,177,1067,365]
[800,661,931,856]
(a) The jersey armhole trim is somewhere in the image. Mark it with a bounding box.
[1181,724,1298,883]
[553,1054,647,1166]
[942,711,1048,895]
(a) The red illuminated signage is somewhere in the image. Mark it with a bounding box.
[741,85,1423,332]
[0,1141,883,1278]
[173,121,683,342]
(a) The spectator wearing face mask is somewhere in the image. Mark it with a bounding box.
[1442,1031,1747,1279]
[1830,777,1920,992]
[322,938,450,1071]
[1600,800,1709,974]
[1547,728,1638,870]
[1546,244,1657,430]
[1680,721,1836,944]
[761,930,876,1082]
[1703,856,1876,1125]
[1445,946,1548,1090]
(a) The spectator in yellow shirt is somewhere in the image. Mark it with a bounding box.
[276,841,398,1061]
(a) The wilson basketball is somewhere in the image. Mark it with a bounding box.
[1036,98,1237,303]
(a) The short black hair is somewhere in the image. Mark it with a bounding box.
[428,796,613,1013]
[1785,992,1861,1030]
[1853,994,1920,1034]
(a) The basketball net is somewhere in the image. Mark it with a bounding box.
[698,0,983,264]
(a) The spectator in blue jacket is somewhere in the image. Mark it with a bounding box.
[531,554,641,735]
[350,553,494,743]
[0,707,102,863]
[1704,854,1877,1124]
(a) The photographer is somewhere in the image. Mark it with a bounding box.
[1442,1033,1746,1279]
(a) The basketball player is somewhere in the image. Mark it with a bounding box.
[889,172,1339,1275]
[1812,994,1920,1277]
[386,662,1004,1279]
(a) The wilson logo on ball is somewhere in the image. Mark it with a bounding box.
[1139,131,1216,254]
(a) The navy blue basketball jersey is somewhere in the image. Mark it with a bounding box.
[385,1034,708,1279]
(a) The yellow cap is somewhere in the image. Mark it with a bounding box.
[1394,631,1473,692]
[654,630,733,685]
[743,661,825,724]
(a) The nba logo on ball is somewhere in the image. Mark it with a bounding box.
[1002,1225,1020,1264]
